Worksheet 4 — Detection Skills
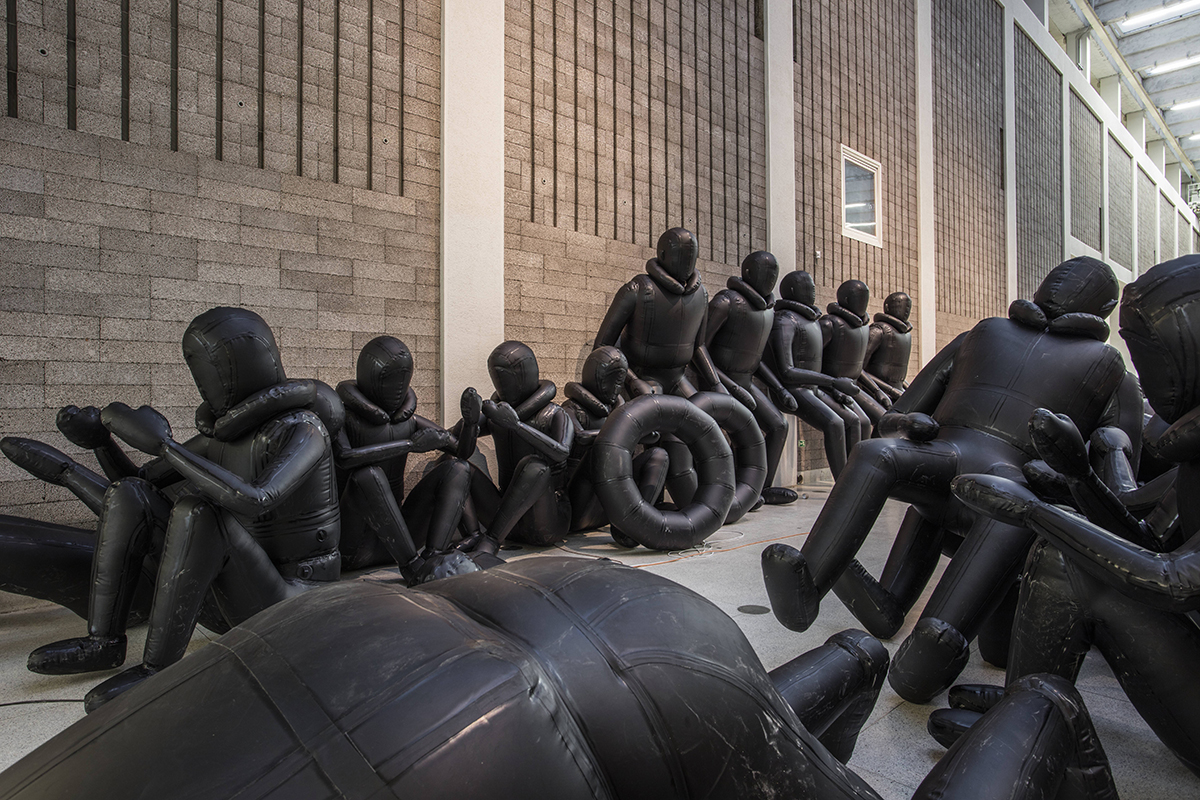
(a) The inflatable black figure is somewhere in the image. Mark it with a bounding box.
[758,270,867,478]
[939,254,1200,776]
[705,251,797,506]
[857,291,913,414]
[24,308,342,713]
[456,341,574,555]
[334,335,479,582]
[820,280,886,435]
[0,557,1120,800]
[762,257,1144,703]
[561,346,669,546]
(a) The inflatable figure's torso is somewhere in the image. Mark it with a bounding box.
[767,301,826,379]
[342,409,419,495]
[865,316,912,389]
[612,273,709,381]
[493,403,572,491]
[708,288,774,386]
[821,309,870,380]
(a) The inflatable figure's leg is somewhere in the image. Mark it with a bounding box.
[856,392,887,429]
[845,397,874,442]
[975,579,1019,668]
[792,388,851,478]
[831,507,945,638]
[1010,542,1200,776]
[403,459,473,554]
[610,446,670,546]
[2,437,110,515]
[338,466,415,571]
[470,454,551,553]
[661,436,697,506]
[568,452,608,532]
[0,515,97,619]
[913,675,1118,800]
[769,630,889,763]
[817,390,865,466]
[86,499,293,712]
[889,515,1035,703]
[750,383,797,505]
[763,437,958,632]
[27,478,170,675]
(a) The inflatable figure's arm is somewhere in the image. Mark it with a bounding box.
[333,422,453,472]
[593,282,635,350]
[754,364,799,412]
[857,371,897,404]
[1097,371,1144,474]
[864,323,883,364]
[953,473,1200,612]
[482,401,573,464]
[885,331,964,417]
[454,387,483,460]
[56,405,141,480]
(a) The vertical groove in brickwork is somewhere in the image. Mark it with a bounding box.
[1069,89,1102,250]
[296,0,304,174]
[216,0,224,159]
[5,0,14,117]
[1015,26,1062,299]
[257,0,265,169]
[397,0,405,194]
[67,0,77,129]
[366,0,374,190]
[121,0,130,140]
[1107,134,1133,269]
[333,0,340,182]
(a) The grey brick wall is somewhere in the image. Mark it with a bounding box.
[1069,90,1102,251]
[1138,166,1157,268]
[1014,25,1062,300]
[1160,191,1173,261]
[1107,134,1133,270]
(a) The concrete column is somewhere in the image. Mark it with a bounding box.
[1166,162,1182,195]
[1100,75,1121,117]
[1126,110,1146,148]
[440,0,506,423]
[916,0,936,365]
[764,0,799,488]
[1148,139,1166,175]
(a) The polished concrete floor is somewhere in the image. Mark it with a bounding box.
[1,483,1196,797]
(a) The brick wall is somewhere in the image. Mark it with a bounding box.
[1014,26,1062,299]
[933,0,1006,349]
[1069,90,1102,252]
[1107,134,1133,270]
[0,0,440,523]
[1160,192,1173,261]
[1138,167,1157,269]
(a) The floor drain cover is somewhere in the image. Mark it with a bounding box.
[737,604,770,615]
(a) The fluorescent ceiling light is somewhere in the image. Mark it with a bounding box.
[1171,98,1200,111]
[1191,133,1200,141]
[1117,0,1200,33]
[1145,53,1200,75]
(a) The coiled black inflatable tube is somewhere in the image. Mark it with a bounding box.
[689,391,767,524]
[592,394,734,550]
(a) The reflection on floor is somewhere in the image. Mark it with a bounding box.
[0,485,1195,797]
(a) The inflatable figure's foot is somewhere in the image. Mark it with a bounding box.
[84,663,158,714]
[834,559,906,639]
[926,707,983,748]
[948,683,1005,713]
[888,617,970,703]
[761,487,799,506]
[749,496,765,512]
[609,526,639,548]
[462,533,501,557]
[28,635,127,675]
[762,543,821,632]
[1,437,74,484]
[412,551,481,584]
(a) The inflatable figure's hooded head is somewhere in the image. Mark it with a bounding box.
[740,251,779,301]
[356,336,414,416]
[1120,255,1200,425]
[183,307,286,417]
[836,280,870,318]
[884,292,912,322]
[582,346,628,407]
[656,228,700,284]
[780,270,817,307]
[488,341,541,406]
[1033,256,1119,320]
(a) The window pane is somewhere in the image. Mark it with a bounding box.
[845,160,876,237]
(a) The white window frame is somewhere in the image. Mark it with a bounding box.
[841,145,883,248]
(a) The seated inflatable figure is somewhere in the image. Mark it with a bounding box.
[457,341,574,556]
[762,256,1143,703]
[757,270,865,478]
[0,557,1119,800]
[941,254,1200,776]
[594,227,745,502]
[334,335,480,582]
[820,279,886,436]
[705,251,797,506]
[857,291,913,413]
[561,346,669,546]
[24,307,343,713]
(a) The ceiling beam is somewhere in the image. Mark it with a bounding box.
[1123,26,1200,71]
[1118,18,1200,59]
[1145,66,1200,104]
[1094,0,1175,24]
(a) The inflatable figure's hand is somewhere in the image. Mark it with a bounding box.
[830,390,853,406]
[777,391,799,413]
[482,400,521,431]
[1029,408,1088,479]
[1021,459,1074,505]
[411,428,453,453]
[728,382,756,410]
[833,377,861,396]
[951,474,1040,527]
[101,403,173,455]
[460,387,483,427]
[898,412,939,442]
[56,405,113,449]
[629,378,656,397]
[639,430,662,446]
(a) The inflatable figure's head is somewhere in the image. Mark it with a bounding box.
[582,346,628,406]
[1120,255,1200,424]
[656,228,700,284]
[780,270,817,306]
[741,251,779,300]
[488,341,541,405]
[183,308,286,416]
[356,336,414,416]
[884,292,912,322]
[1033,256,1119,320]
[836,280,870,318]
